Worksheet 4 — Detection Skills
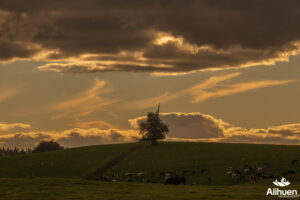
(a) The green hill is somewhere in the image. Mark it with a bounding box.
[108,142,300,185]
[0,142,300,185]
[0,143,136,178]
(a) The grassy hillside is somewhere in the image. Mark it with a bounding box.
[1,178,296,200]
[0,143,136,178]
[107,142,300,185]
[0,142,300,186]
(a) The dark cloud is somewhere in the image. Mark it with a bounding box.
[0,0,300,73]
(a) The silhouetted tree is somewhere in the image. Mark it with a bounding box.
[32,140,64,153]
[138,104,169,145]
[0,147,32,157]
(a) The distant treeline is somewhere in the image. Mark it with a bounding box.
[0,141,64,157]
[0,147,32,157]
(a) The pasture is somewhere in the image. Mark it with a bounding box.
[107,142,300,185]
[1,142,300,199]
[1,178,297,200]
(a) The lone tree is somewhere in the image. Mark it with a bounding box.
[138,104,169,145]
[32,140,64,153]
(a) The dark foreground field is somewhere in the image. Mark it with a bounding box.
[2,178,298,200]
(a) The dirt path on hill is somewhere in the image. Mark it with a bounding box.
[87,144,143,179]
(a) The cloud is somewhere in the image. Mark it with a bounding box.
[2,113,300,148]
[129,112,227,139]
[0,122,31,133]
[123,72,294,109]
[74,120,115,129]
[51,78,119,119]
[189,79,294,103]
[0,87,23,103]
[0,128,139,148]
[129,112,300,145]
[1,1,300,74]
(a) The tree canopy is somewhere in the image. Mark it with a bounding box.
[138,105,169,145]
[32,140,64,153]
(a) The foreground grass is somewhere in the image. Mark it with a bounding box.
[1,178,297,200]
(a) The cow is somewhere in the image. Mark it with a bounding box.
[137,172,145,177]
[165,176,186,185]
[124,173,133,177]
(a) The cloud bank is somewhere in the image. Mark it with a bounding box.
[2,112,300,148]
[0,128,138,148]
[130,112,300,145]
[1,1,300,74]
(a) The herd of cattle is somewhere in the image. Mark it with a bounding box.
[226,159,298,182]
[95,159,299,185]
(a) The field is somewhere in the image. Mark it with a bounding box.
[108,142,300,185]
[1,142,300,199]
[2,178,299,200]
[0,143,136,178]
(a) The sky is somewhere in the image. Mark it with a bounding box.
[1,0,300,147]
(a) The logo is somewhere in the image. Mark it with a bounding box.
[266,177,299,198]
[273,177,291,187]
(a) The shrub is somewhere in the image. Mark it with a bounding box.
[32,140,64,153]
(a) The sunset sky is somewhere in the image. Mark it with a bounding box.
[1,0,300,147]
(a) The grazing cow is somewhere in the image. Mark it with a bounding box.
[243,168,250,173]
[165,176,186,185]
[124,173,133,177]
[226,167,233,176]
[231,170,241,179]
[292,160,298,165]
[231,173,241,180]
[165,173,172,180]
[137,172,145,177]
[201,169,207,174]
[256,166,263,173]
[226,170,232,176]
[244,167,254,173]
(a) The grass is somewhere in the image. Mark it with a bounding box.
[1,178,298,200]
[0,142,300,186]
[1,142,300,199]
[0,143,136,178]
[108,142,300,185]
